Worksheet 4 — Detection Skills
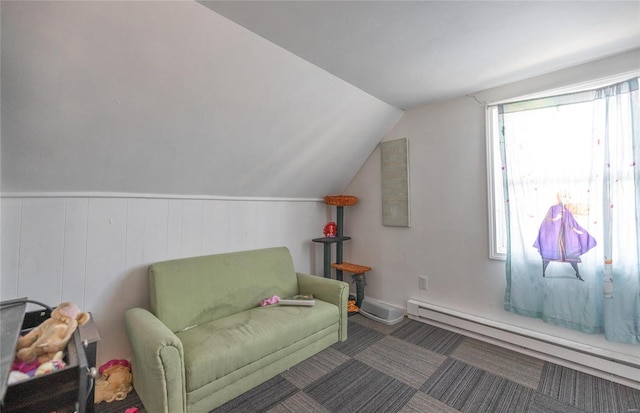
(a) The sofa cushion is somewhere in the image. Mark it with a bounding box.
[149,247,299,332]
[176,300,339,393]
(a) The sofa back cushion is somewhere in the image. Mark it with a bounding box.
[149,246,299,333]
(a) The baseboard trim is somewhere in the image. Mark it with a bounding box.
[407,299,640,389]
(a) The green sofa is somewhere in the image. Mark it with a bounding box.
[125,246,349,413]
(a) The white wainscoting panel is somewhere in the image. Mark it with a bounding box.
[202,200,230,255]
[20,199,67,306]
[62,198,89,307]
[142,198,170,265]
[1,194,327,365]
[1,198,22,301]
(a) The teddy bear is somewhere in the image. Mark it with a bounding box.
[95,360,133,404]
[15,302,90,364]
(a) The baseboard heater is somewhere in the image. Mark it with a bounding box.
[407,299,640,390]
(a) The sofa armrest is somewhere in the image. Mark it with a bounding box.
[125,308,186,413]
[297,273,349,341]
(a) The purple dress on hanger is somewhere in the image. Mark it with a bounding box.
[533,204,597,263]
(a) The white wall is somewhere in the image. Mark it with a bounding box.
[1,194,331,364]
[344,50,640,360]
[1,1,401,198]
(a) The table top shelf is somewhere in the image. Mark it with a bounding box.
[330,262,371,274]
[312,236,351,244]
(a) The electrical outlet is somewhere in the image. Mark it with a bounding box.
[418,275,428,290]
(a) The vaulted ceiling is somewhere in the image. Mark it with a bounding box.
[201,1,640,110]
[2,1,639,198]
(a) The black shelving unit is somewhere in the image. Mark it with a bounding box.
[312,196,370,308]
[312,202,351,280]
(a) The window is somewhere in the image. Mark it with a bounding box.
[486,72,639,260]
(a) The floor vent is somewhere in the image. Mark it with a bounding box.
[407,299,640,389]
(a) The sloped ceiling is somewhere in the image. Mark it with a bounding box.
[1,1,401,198]
[2,1,639,198]
[202,1,640,110]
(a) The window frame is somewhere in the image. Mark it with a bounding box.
[485,106,506,260]
[484,71,639,261]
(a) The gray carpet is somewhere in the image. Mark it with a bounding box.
[95,314,640,413]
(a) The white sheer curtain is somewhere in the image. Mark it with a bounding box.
[499,78,639,344]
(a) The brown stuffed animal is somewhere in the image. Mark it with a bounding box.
[16,302,90,364]
[95,363,133,403]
